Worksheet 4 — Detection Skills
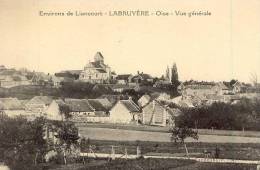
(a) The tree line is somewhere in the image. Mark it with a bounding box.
[176,98,260,131]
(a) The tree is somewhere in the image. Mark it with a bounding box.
[54,121,80,164]
[171,63,179,86]
[170,127,198,144]
[165,66,170,80]
[0,116,47,169]
[230,79,237,87]
[59,104,71,120]
[170,126,198,157]
[170,112,199,157]
[250,72,258,87]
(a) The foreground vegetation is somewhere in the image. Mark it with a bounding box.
[80,139,260,160]
[46,159,256,170]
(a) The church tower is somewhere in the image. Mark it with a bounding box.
[94,52,104,64]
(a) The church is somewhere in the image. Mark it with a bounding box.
[79,52,112,83]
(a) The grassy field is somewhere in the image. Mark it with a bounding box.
[78,123,260,138]
[78,126,260,143]
[48,159,256,170]
[80,139,260,161]
[47,158,196,170]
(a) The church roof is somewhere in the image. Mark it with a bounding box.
[94,52,104,59]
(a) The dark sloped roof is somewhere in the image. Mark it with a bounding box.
[98,94,127,105]
[88,98,112,110]
[96,69,107,73]
[64,99,94,112]
[88,99,107,111]
[120,100,140,112]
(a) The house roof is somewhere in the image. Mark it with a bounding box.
[94,52,104,59]
[170,97,195,108]
[119,100,140,112]
[88,98,113,110]
[116,74,132,80]
[95,68,107,73]
[27,96,53,105]
[98,94,128,105]
[216,82,229,90]
[88,99,108,111]
[55,99,66,106]
[132,73,153,80]
[59,70,82,75]
[64,99,94,112]
[63,98,109,112]
[0,98,24,110]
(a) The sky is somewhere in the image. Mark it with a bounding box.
[0,0,260,83]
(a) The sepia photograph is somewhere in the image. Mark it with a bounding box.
[0,0,260,169]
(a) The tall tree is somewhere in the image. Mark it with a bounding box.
[171,63,179,86]
[165,66,170,80]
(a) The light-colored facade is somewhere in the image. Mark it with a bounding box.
[45,100,65,121]
[142,100,180,127]
[138,94,151,108]
[79,52,111,83]
[109,99,140,124]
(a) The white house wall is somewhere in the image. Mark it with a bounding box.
[109,102,133,124]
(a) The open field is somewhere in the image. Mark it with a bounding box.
[78,126,260,143]
[78,123,260,138]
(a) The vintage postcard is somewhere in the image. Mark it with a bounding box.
[0,0,260,169]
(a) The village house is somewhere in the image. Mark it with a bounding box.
[31,72,52,86]
[109,99,141,124]
[88,98,113,111]
[25,96,53,115]
[54,70,81,80]
[98,94,128,106]
[129,72,154,85]
[51,75,74,88]
[232,81,247,94]
[79,52,112,83]
[0,98,27,117]
[45,99,66,121]
[212,82,230,95]
[116,74,132,84]
[0,68,31,88]
[47,98,110,123]
[170,96,195,108]
[142,100,181,127]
